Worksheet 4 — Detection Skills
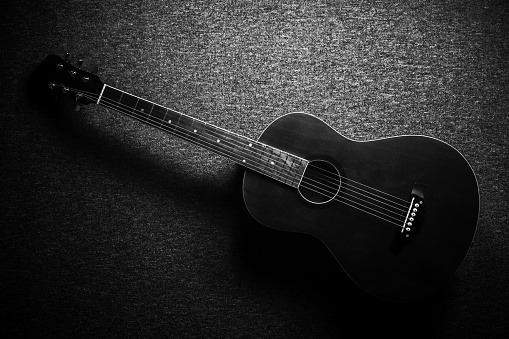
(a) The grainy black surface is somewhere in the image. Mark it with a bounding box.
[1,0,508,337]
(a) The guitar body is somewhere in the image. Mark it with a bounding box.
[242,113,479,302]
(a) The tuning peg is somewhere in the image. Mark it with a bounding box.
[64,52,70,62]
[77,59,83,68]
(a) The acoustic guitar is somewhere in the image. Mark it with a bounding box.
[32,54,479,302]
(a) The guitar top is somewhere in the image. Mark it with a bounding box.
[32,54,479,301]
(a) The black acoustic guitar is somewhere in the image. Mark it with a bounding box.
[32,54,479,301]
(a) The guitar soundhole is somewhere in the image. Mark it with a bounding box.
[298,160,341,204]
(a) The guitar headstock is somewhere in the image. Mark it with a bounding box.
[31,54,104,109]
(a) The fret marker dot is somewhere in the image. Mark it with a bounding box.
[242,159,246,163]
[168,120,172,124]
[193,129,197,133]
[140,108,144,112]
[270,161,274,165]
[217,139,220,143]
[249,143,252,147]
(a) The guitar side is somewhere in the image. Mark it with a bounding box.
[242,113,479,301]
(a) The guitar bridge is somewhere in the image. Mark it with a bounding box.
[390,183,425,253]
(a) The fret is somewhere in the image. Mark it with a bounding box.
[244,140,256,166]
[250,142,266,174]
[102,86,122,102]
[134,99,154,123]
[257,143,268,166]
[287,155,300,186]
[287,156,300,187]
[190,119,206,136]
[176,114,194,135]
[213,126,228,143]
[212,127,242,156]
[118,92,138,113]
[260,144,274,176]
[150,104,167,126]
[202,122,216,140]
[278,152,293,185]
[164,109,183,134]
[204,124,228,148]
[210,126,238,158]
[256,145,292,185]
[293,157,307,187]
[295,158,307,187]
[245,140,259,167]
[269,148,284,181]
[97,84,308,189]
[228,133,243,158]
[101,86,140,119]
[265,145,278,171]
[190,123,233,161]
[236,137,250,164]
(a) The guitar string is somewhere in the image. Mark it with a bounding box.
[201,121,408,213]
[74,87,410,216]
[203,120,410,210]
[87,86,402,209]
[73,85,410,212]
[295,163,407,217]
[182,121,408,217]
[299,179,405,227]
[77,87,306,185]
[85,92,301,186]
[104,93,409,217]
[299,170,406,220]
[184,122,411,217]
[69,87,410,221]
[101,88,304,181]
[74,88,410,218]
[299,177,405,223]
[301,175,407,218]
[76,89,408,227]
[106,89,410,213]
[307,163,408,204]
[196,124,408,216]
[302,167,408,211]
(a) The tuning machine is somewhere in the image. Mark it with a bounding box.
[62,52,84,68]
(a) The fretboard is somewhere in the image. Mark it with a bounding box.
[97,85,308,188]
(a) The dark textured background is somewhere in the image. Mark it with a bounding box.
[1,0,508,337]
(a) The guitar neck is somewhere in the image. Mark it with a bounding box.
[97,85,307,188]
